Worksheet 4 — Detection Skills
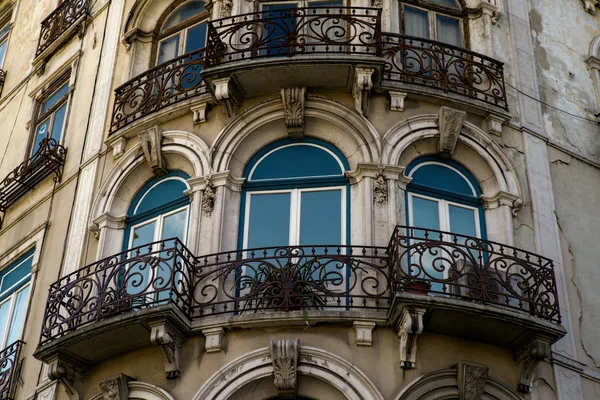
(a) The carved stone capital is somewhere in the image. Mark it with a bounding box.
[269,339,300,394]
[373,167,388,207]
[438,106,466,155]
[138,125,166,176]
[396,307,426,369]
[515,337,552,393]
[99,374,133,400]
[281,87,306,139]
[454,361,490,400]
[149,320,185,379]
[353,67,374,117]
[213,77,242,118]
[354,321,376,346]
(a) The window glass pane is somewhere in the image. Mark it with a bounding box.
[32,118,51,155]
[411,196,440,236]
[299,190,342,246]
[404,7,429,39]
[162,1,206,30]
[436,15,461,46]
[41,83,69,114]
[131,221,157,248]
[49,103,67,143]
[448,205,477,237]
[6,286,29,345]
[308,1,343,8]
[247,193,291,248]
[0,257,31,295]
[0,40,7,67]
[161,209,188,242]
[158,35,180,64]
[0,24,9,39]
[0,300,10,347]
[430,0,460,8]
[185,22,207,53]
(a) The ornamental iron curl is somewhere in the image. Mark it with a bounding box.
[381,33,508,109]
[110,48,208,133]
[0,138,67,221]
[0,69,5,95]
[0,340,24,400]
[36,0,89,57]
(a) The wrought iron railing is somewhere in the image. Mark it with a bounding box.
[110,48,208,133]
[0,69,5,95]
[0,340,24,400]
[39,238,195,342]
[380,33,507,109]
[0,138,67,226]
[390,226,560,323]
[36,0,89,57]
[205,7,381,65]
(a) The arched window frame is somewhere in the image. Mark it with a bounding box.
[238,138,351,251]
[151,0,210,66]
[123,171,191,251]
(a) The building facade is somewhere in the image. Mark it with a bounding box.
[0,0,598,399]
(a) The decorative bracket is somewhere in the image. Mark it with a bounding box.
[354,321,376,346]
[149,320,185,379]
[353,67,374,117]
[112,137,127,159]
[213,77,242,118]
[99,374,133,400]
[396,307,426,369]
[138,125,167,176]
[389,91,407,112]
[438,106,466,156]
[281,87,306,139]
[47,355,86,400]
[191,101,209,124]
[582,0,598,14]
[203,327,225,353]
[373,166,388,207]
[486,114,506,136]
[269,339,300,395]
[454,360,490,400]
[514,337,551,393]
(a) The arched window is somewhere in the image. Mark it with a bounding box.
[124,171,191,250]
[400,0,464,47]
[156,0,208,64]
[240,139,349,250]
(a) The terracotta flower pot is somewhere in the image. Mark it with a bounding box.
[405,280,430,295]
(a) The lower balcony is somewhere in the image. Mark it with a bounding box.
[34,227,564,370]
[0,341,24,400]
[0,69,5,97]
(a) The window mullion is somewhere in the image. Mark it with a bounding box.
[430,12,436,41]
[290,189,300,247]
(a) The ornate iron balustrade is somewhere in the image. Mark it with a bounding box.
[390,226,560,323]
[0,138,67,227]
[0,340,24,400]
[36,0,89,57]
[205,7,381,66]
[39,238,195,343]
[110,48,208,133]
[0,69,5,96]
[381,33,508,109]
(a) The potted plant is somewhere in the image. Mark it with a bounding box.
[404,279,431,295]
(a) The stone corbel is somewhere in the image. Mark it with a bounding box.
[582,0,598,14]
[396,307,426,369]
[203,327,225,353]
[281,87,306,139]
[112,137,127,159]
[353,67,374,117]
[213,77,242,118]
[149,320,185,379]
[98,374,133,400]
[138,125,167,176]
[90,213,126,240]
[481,191,522,217]
[389,91,407,112]
[354,321,376,346]
[269,339,300,395]
[486,114,506,136]
[47,354,86,400]
[191,102,209,124]
[454,361,490,400]
[438,106,466,156]
[514,337,552,393]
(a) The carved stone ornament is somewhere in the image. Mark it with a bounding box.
[213,77,242,118]
[396,307,426,369]
[281,87,306,139]
[99,374,132,400]
[455,361,490,400]
[138,125,167,176]
[202,180,216,216]
[371,0,382,7]
[582,0,598,14]
[389,91,407,112]
[353,67,374,117]
[149,320,185,379]
[515,337,551,393]
[438,106,466,155]
[269,339,300,394]
[373,167,388,207]
[221,0,233,17]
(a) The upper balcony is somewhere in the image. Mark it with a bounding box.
[34,226,563,372]
[0,138,67,229]
[108,6,508,137]
[34,0,90,69]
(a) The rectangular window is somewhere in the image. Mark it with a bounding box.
[31,78,70,157]
[0,250,33,350]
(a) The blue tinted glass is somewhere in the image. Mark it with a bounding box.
[412,196,440,234]
[247,193,291,248]
[158,35,180,64]
[0,301,9,347]
[0,254,32,295]
[262,4,298,56]
[41,83,69,114]
[251,145,343,181]
[299,190,341,245]
[134,179,189,215]
[0,40,7,67]
[410,163,476,197]
[32,118,50,155]
[6,286,29,345]
[161,209,187,241]
[185,23,207,53]
[162,1,206,30]
[131,221,156,248]
[50,104,67,143]
[448,205,477,237]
